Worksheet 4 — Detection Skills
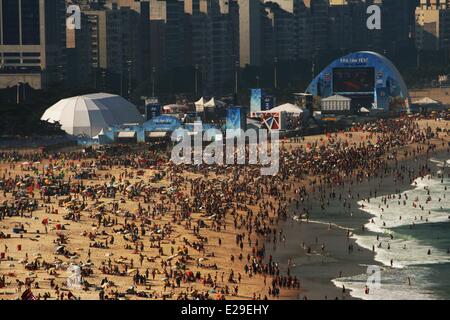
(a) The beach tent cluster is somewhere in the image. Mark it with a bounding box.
[411,97,444,112]
[41,93,143,137]
[194,97,225,112]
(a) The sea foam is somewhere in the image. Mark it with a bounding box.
[334,167,450,300]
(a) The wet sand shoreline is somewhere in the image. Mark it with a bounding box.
[269,147,450,300]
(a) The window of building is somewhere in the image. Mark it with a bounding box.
[21,0,41,45]
[2,0,20,45]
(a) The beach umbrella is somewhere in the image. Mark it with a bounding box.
[185,271,194,277]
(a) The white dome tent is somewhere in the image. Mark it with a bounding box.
[41,93,143,137]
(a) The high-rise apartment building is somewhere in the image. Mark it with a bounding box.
[219,0,240,64]
[238,0,262,67]
[150,0,185,73]
[294,0,313,59]
[328,0,352,51]
[347,0,370,50]
[306,0,329,53]
[263,2,295,62]
[416,0,450,51]
[380,0,413,55]
[267,0,324,60]
[108,0,151,84]
[0,0,66,89]
[328,0,414,55]
[80,1,149,92]
[66,11,92,86]
[184,0,233,94]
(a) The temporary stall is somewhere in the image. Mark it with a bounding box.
[268,103,304,115]
[117,132,137,139]
[321,95,352,114]
[162,104,189,114]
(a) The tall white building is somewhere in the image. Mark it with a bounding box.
[238,0,262,67]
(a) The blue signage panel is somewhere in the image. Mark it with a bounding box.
[226,107,246,131]
[375,87,389,111]
[262,95,275,111]
[250,89,262,113]
[145,102,161,121]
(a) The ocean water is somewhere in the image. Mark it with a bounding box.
[334,159,450,300]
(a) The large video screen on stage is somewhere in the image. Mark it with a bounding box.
[332,67,375,93]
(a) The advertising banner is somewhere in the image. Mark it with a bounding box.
[250,89,262,114]
[226,107,246,131]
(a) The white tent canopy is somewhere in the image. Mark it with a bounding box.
[205,98,225,108]
[195,97,225,112]
[359,107,370,113]
[41,93,143,137]
[147,132,167,138]
[92,128,106,140]
[267,103,304,114]
[205,98,216,108]
[195,97,205,112]
[414,97,441,105]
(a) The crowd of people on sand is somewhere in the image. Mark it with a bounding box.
[0,114,449,300]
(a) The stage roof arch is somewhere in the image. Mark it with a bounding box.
[306,51,410,112]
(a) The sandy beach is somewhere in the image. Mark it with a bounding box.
[1,117,449,300]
